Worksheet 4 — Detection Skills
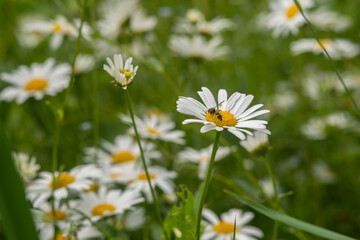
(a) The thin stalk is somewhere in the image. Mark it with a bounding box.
[124,89,163,224]
[293,0,360,116]
[233,217,237,240]
[272,221,279,240]
[195,131,221,240]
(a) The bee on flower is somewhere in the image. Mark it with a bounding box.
[176,87,270,140]
[258,0,313,37]
[0,58,71,104]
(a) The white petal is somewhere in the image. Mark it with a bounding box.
[227,128,246,140]
[218,89,228,110]
[182,119,206,124]
[200,124,216,133]
[202,208,219,224]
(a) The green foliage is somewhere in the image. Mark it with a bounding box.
[226,190,356,240]
[163,185,196,240]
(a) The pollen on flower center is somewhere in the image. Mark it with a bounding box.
[111,172,122,179]
[112,151,136,164]
[138,173,155,181]
[83,183,99,193]
[24,78,48,91]
[146,126,161,136]
[286,4,300,19]
[213,221,237,234]
[49,173,75,189]
[54,232,75,240]
[91,203,116,216]
[205,110,237,127]
[52,23,63,32]
[44,210,67,222]
[318,40,331,50]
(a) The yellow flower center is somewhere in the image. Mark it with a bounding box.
[318,40,330,50]
[213,221,237,234]
[112,151,136,164]
[53,232,75,240]
[138,173,155,181]
[52,22,63,33]
[286,3,300,19]
[83,183,99,193]
[43,210,67,222]
[111,172,122,179]
[49,173,75,189]
[24,78,48,91]
[205,110,237,127]
[91,203,116,217]
[146,126,161,136]
[199,156,209,162]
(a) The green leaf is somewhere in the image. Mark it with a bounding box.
[226,191,356,240]
[163,185,196,240]
[0,125,39,240]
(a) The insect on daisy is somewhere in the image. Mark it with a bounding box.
[176,87,270,140]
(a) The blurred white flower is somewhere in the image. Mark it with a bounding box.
[103,53,138,89]
[0,58,71,104]
[291,39,360,60]
[74,54,95,74]
[186,9,205,24]
[178,145,231,179]
[308,8,351,32]
[240,131,269,154]
[13,152,40,181]
[77,186,144,221]
[130,9,157,33]
[27,164,102,207]
[312,161,336,184]
[177,87,270,140]
[16,16,48,47]
[169,35,229,60]
[259,178,275,198]
[202,208,263,240]
[115,208,146,231]
[259,0,313,37]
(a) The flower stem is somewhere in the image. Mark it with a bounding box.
[195,131,221,240]
[124,89,163,224]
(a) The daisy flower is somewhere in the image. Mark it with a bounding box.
[101,164,137,185]
[74,54,96,74]
[290,38,360,60]
[169,35,228,60]
[13,152,40,181]
[125,166,177,201]
[202,208,263,240]
[103,53,138,89]
[308,8,351,32]
[76,186,144,221]
[27,164,102,207]
[240,131,269,155]
[114,208,146,231]
[120,113,186,144]
[0,58,71,104]
[84,135,161,166]
[176,87,270,140]
[259,0,313,37]
[130,9,157,34]
[178,145,231,179]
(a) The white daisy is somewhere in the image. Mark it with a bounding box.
[74,54,95,74]
[27,164,102,207]
[76,186,144,221]
[121,113,186,144]
[259,0,313,37]
[178,145,231,179]
[16,16,48,48]
[76,224,103,240]
[290,38,360,60]
[13,152,40,181]
[115,208,146,231]
[84,134,161,166]
[308,8,351,32]
[125,166,177,201]
[101,164,137,185]
[240,131,269,154]
[130,9,157,33]
[202,208,263,240]
[103,53,138,89]
[196,17,234,35]
[97,0,139,40]
[176,87,270,140]
[169,35,228,60]
[259,178,275,198]
[0,58,71,104]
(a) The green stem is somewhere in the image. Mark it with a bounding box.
[124,89,163,224]
[272,221,279,240]
[195,131,221,240]
[293,0,360,116]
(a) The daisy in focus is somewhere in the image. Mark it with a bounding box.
[201,208,263,240]
[13,152,40,182]
[176,87,270,140]
[169,35,228,60]
[259,0,313,37]
[76,186,144,221]
[103,53,138,89]
[0,59,71,104]
[178,145,231,179]
[290,39,360,60]
[27,164,102,207]
[120,113,186,144]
